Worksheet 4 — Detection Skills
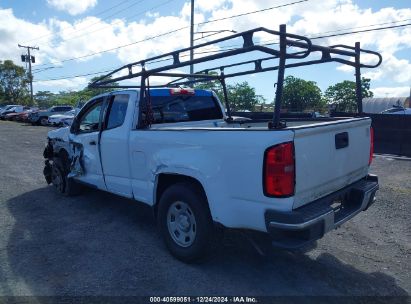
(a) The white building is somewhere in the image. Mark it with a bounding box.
[363,97,410,114]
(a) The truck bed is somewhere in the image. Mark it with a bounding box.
[148,116,372,210]
[149,116,363,130]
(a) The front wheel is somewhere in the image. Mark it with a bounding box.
[51,157,81,196]
[158,182,214,262]
[40,117,49,126]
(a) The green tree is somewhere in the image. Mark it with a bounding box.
[195,77,264,111]
[45,75,120,108]
[0,60,29,104]
[324,77,373,112]
[194,72,224,102]
[227,81,265,111]
[53,90,84,107]
[34,91,56,108]
[76,75,120,102]
[281,76,324,112]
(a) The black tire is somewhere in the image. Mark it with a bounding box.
[158,182,214,262]
[39,117,49,126]
[51,157,82,196]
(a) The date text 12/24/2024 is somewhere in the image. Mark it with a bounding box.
[149,297,258,303]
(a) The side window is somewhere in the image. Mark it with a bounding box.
[106,94,129,129]
[78,100,103,133]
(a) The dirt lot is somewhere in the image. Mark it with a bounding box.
[0,120,410,297]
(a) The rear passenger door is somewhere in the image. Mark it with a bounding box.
[100,93,134,198]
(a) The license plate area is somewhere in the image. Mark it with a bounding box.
[331,193,359,223]
[330,198,343,213]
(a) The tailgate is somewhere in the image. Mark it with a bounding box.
[292,118,372,209]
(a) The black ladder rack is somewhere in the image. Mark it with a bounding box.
[89,24,382,129]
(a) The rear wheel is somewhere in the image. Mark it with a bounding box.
[158,182,214,262]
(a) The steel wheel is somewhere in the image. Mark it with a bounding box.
[167,201,197,247]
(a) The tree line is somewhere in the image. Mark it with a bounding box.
[0,59,373,112]
[195,74,373,113]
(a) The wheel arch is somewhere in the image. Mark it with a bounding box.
[153,173,210,219]
[54,147,71,171]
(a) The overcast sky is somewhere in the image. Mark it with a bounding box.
[0,0,410,101]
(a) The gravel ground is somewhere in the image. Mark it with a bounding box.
[0,120,410,298]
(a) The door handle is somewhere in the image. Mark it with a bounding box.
[89,140,97,145]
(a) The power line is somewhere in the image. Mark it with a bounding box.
[89,0,135,18]
[34,22,411,83]
[33,0,176,51]
[23,0,139,44]
[198,0,309,25]
[32,66,63,74]
[34,0,309,69]
[308,18,411,36]
[34,24,190,69]
[31,1,176,73]
[33,68,116,82]
[46,0,175,49]
[35,17,411,73]
[56,0,148,42]
[310,22,411,40]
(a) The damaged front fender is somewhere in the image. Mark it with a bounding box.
[43,133,85,184]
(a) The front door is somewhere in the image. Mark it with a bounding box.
[100,93,134,198]
[70,97,106,190]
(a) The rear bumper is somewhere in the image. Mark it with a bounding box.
[265,174,379,249]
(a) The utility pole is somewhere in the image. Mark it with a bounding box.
[18,44,39,105]
[190,0,194,85]
[408,86,411,108]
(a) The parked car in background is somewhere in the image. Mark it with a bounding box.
[0,105,18,115]
[48,109,79,126]
[29,105,73,125]
[4,106,31,120]
[10,107,39,122]
[0,105,25,120]
[61,116,75,127]
[380,107,411,115]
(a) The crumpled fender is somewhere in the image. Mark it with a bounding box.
[43,127,85,181]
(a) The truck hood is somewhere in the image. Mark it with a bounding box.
[48,126,70,141]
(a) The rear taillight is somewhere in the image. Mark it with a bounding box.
[369,126,374,165]
[263,142,295,197]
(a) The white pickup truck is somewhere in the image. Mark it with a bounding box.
[43,87,379,261]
